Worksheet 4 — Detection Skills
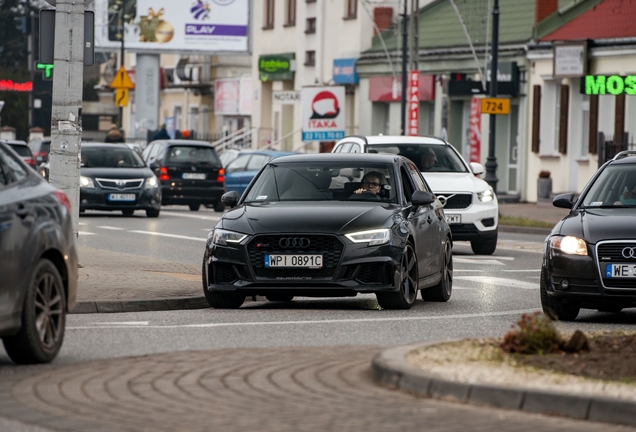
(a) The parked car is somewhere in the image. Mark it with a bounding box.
[28,137,51,166]
[80,143,161,217]
[333,135,498,255]
[224,150,295,197]
[3,139,37,170]
[203,153,453,310]
[142,139,225,212]
[0,140,78,364]
[219,148,242,167]
[541,150,636,321]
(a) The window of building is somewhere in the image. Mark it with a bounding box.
[305,50,315,66]
[201,105,210,136]
[189,106,199,133]
[174,106,183,131]
[305,17,316,34]
[285,0,296,26]
[264,0,275,29]
[345,0,357,19]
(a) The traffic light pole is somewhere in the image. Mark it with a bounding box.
[484,0,499,193]
[49,0,85,237]
[119,0,126,129]
[400,0,408,136]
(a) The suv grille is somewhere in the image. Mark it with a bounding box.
[438,193,472,210]
[247,235,344,278]
[596,241,636,290]
[96,178,144,190]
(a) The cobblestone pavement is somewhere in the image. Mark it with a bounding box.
[0,347,632,432]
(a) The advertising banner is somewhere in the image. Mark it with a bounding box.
[214,78,252,115]
[407,70,419,136]
[469,97,481,163]
[94,0,249,53]
[301,86,345,142]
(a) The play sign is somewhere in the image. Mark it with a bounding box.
[301,86,345,141]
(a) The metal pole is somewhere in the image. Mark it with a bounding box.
[118,0,125,130]
[411,0,419,71]
[484,0,499,192]
[49,0,85,238]
[400,0,408,136]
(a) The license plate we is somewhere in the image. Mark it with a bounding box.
[264,254,323,269]
[108,193,135,201]
[605,264,636,278]
[445,214,461,224]
[182,173,206,180]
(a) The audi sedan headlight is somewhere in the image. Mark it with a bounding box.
[477,189,494,203]
[345,229,391,246]
[550,236,587,256]
[144,176,159,189]
[211,229,247,246]
[80,176,95,189]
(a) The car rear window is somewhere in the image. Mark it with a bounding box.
[9,144,32,157]
[369,144,468,173]
[81,147,145,168]
[166,146,220,165]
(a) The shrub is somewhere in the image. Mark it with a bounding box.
[500,312,562,354]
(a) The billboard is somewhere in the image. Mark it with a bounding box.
[214,78,252,115]
[94,0,250,53]
[301,86,345,142]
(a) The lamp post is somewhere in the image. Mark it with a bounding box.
[484,0,499,192]
[400,0,408,136]
[118,0,126,129]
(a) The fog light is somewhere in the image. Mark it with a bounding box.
[560,279,570,289]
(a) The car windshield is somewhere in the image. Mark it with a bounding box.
[368,143,468,173]
[81,147,145,168]
[166,146,220,165]
[244,161,398,204]
[9,144,32,157]
[581,164,636,208]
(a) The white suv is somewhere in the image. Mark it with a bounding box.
[333,135,498,255]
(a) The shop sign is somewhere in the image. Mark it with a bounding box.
[553,42,587,78]
[259,54,296,82]
[301,86,345,141]
[449,62,519,96]
[0,80,33,92]
[273,91,301,104]
[407,71,419,136]
[469,98,481,163]
[215,78,252,115]
[333,58,359,85]
[582,75,636,95]
[368,74,435,102]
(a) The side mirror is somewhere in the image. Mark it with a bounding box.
[411,190,435,206]
[553,193,575,209]
[149,162,159,171]
[221,190,239,208]
[35,155,44,164]
[470,162,484,176]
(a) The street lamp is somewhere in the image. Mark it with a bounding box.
[484,0,500,193]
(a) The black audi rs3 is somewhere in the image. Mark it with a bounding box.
[541,150,636,320]
[202,153,453,310]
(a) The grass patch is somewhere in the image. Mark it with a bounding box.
[499,215,555,229]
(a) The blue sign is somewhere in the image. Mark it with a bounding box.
[302,131,345,141]
[333,58,358,85]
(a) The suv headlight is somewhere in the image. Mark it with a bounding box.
[550,236,587,256]
[145,176,159,189]
[80,176,95,188]
[345,229,391,246]
[477,189,494,202]
[211,229,247,246]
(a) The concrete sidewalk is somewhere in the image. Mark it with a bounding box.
[498,199,570,226]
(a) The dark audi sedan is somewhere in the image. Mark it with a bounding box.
[541,150,636,321]
[80,143,161,217]
[202,153,453,310]
[0,140,78,364]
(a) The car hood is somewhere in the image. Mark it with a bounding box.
[422,172,489,194]
[556,208,636,244]
[81,167,153,179]
[220,202,396,235]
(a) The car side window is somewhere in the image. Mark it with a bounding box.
[142,143,154,161]
[0,147,27,182]
[246,154,270,171]
[350,143,361,153]
[400,166,415,204]
[333,144,342,153]
[225,154,250,173]
[0,155,8,187]
[407,162,430,192]
[339,143,353,153]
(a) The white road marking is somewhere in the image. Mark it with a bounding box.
[160,211,223,221]
[454,258,505,266]
[79,222,86,226]
[128,230,206,242]
[453,269,538,273]
[455,256,514,261]
[97,226,125,231]
[68,309,540,330]
[454,276,538,289]
[78,231,95,236]
[90,321,149,326]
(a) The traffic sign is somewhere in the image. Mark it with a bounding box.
[481,97,510,115]
[115,89,129,107]
[110,66,134,90]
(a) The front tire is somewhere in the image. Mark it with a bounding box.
[189,204,200,212]
[422,239,453,302]
[201,257,244,309]
[146,208,160,218]
[214,200,225,212]
[471,231,498,255]
[3,259,66,364]
[376,242,418,310]
[122,209,135,216]
[540,266,580,321]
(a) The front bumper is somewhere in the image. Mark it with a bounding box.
[442,194,498,241]
[161,184,225,205]
[80,187,161,211]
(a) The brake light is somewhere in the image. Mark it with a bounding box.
[25,158,36,168]
[216,168,225,183]
[159,166,169,181]
[53,190,72,214]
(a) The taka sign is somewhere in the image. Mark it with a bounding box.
[301,87,345,141]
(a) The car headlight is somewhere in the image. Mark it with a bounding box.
[80,176,95,188]
[345,229,391,246]
[477,189,494,202]
[145,176,159,189]
[550,236,587,256]
[211,229,247,246]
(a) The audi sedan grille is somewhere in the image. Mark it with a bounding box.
[95,178,144,190]
[247,235,344,278]
[439,193,472,209]
[596,241,636,290]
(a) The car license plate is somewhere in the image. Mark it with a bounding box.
[605,264,636,278]
[108,193,136,201]
[264,254,323,269]
[445,214,461,224]
[182,173,206,180]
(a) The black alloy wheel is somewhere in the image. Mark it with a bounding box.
[540,266,580,321]
[189,204,201,211]
[377,242,418,310]
[471,231,498,255]
[422,239,453,302]
[3,259,66,364]
[201,257,245,309]
[122,209,135,216]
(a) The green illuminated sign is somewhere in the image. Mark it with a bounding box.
[584,75,636,95]
[36,63,54,80]
[258,53,295,82]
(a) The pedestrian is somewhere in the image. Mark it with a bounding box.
[104,124,125,143]
[152,124,170,141]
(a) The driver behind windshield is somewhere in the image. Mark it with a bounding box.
[354,171,383,196]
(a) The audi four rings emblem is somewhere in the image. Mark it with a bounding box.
[279,237,311,248]
[622,247,636,258]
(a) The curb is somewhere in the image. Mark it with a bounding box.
[371,342,636,428]
[71,296,209,314]
[499,224,552,235]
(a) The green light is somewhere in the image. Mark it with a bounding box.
[36,63,54,79]
[606,75,624,95]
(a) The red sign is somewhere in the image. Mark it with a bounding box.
[408,71,420,136]
[469,98,481,163]
[0,80,33,92]
[369,74,435,102]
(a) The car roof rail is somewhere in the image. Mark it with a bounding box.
[341,135,368,145]
[611,150,636,161]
